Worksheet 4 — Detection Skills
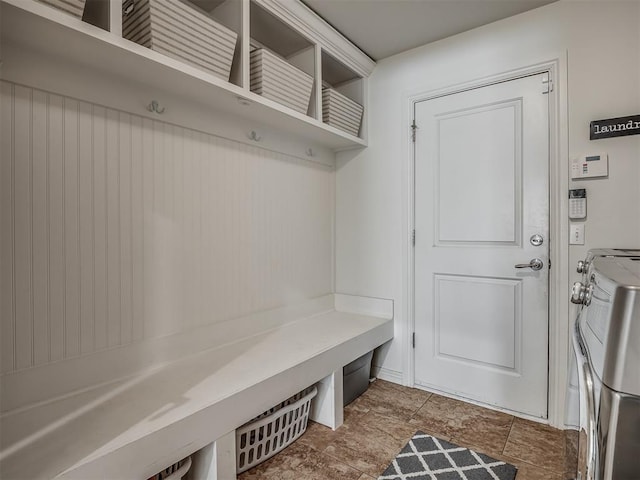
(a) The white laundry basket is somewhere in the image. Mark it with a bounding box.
[148,456,192,480]
[236,385,317,473]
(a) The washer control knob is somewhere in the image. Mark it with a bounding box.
[571,282,586,304]
[583,284,594,306]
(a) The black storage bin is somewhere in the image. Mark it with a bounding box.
[343,350,373,406]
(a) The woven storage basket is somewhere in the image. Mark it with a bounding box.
[122,0,237,81]
[250,48,314,115]
[236,385,317,473]
[37,0,86,18]
[322,86,364,137]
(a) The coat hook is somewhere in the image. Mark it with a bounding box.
[306,148,315,157]
[248,130,262,142]
[147,100,165,114]
[122,0,134,16]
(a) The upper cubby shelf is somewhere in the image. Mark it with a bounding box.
[0,0,375,150]
[321,50,364,138]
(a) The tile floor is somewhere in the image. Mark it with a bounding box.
[238,380,578,480]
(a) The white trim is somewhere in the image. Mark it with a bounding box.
[360,76,370,144]
[405,57,569,427]
[565,384,580,428]
[404,85,415,387]
[253,0,375,78]
[108,0,122,36]
[372,366,404,385]
[334,294,394,319]
[547,52,570,429]
[240,0,250,89]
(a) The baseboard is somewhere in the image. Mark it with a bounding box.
[565,384,580,428]
[334,294,394,319]
[372,366,403,385]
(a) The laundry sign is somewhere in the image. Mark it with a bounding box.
[590,114,640,140]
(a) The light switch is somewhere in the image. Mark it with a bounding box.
[570,224,585,245]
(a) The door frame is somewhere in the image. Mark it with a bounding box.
[403,58,570,427]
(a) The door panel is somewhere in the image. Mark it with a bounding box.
[436,100,521,244]
[435,274,521,371]
[414,74,549,418]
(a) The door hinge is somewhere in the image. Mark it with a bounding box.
[411,120,418,142]
[412,229,415,246]
[412,332,416,348]
[542,77,553,94]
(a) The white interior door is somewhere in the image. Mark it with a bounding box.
[414,73,549,418]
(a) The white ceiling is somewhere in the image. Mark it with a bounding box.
[302,0,556,60]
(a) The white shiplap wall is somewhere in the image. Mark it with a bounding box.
[0,81,334,374]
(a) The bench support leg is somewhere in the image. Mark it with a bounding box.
[190,430,236,480]
[309,369,344,430]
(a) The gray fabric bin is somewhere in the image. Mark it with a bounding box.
[343,350,373,406]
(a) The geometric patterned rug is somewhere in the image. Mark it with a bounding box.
[378,431,517,480]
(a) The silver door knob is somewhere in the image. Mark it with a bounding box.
[515,258,544,271]
[530,234,544,246]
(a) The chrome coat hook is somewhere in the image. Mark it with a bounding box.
[147,100,165,114]
[248,130,262,142]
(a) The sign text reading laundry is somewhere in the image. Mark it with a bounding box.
[590,114,640,140]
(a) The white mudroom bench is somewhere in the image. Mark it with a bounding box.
[0,294,393,479]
